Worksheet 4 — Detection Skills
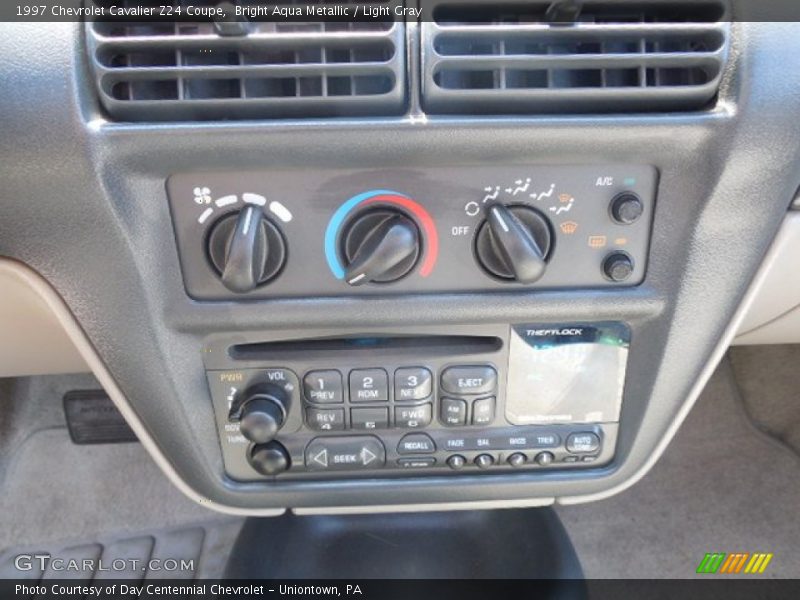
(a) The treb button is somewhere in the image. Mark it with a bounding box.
[441,365,497,395]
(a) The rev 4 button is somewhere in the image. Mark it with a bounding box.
[305,436,386,471]
[441,366,497,395]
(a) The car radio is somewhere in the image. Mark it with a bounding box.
[205,323,629,481]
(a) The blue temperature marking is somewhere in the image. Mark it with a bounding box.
[324,189,404,279]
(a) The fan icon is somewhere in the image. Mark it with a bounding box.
[193,186,212,205]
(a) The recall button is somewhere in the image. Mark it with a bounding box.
[440,366,497,395]
[397,433,436,455]
[305,436,386,471]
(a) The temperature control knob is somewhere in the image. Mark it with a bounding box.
[474,204,552,284]
[233,384,288,444]
[340,209,420,285]
[206,205,287,293]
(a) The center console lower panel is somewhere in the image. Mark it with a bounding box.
[206,323,628,482]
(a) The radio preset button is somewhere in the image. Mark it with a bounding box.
[350,407,388,430]
[305,436,386,471]
[306,407,345,431]
[440,397,468,427]
[397,433,436,454]
[471,397,495,425]
[349,368,389,402]
[394,404,432,429]
[303,370,343,404]
[566,432,601,454]
[441,366,497,395]
[394,367,433,401]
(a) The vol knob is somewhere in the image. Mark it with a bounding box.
[248,441,290,476]
[474,204,552,283]
[340,209,420,285]
[206,205,287,293]
[234,384,287,444]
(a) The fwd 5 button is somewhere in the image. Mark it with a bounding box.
[441,366,497,395]
[305,436,386,471]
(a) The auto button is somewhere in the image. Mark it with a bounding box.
[305,436,386,471]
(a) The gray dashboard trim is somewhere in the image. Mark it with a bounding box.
[3,22,800,513]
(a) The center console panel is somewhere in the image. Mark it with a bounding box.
[205,323,628,482]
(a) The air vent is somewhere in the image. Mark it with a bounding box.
[87,2,406,121]
[421,1,730,114]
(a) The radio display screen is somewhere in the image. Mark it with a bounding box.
[505,323,630,425]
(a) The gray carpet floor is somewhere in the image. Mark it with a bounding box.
[557,356,800,579]
[1,351,799,580]
[0,373,242,579]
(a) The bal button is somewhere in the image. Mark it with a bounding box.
[474,454,495,469]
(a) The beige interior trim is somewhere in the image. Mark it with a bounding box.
[0,258,285,517]
[734,212,800,342]
[0,261,89,377]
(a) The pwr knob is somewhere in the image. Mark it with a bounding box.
[233,384,288,444]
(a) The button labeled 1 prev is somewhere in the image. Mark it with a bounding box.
[304,370,343,403]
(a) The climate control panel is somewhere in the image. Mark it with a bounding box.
[205,323,627,482]
[168,165,655,299]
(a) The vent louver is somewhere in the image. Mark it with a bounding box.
[87,2,406,121]
[421,1,730,114]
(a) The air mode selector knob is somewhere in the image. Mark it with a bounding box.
[234,384,288,444]
[340,209,421,285]
[474,204,552,284]
[206,205,287,293]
